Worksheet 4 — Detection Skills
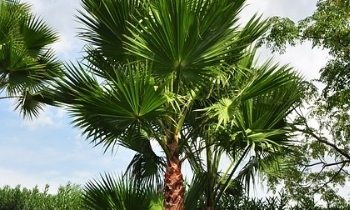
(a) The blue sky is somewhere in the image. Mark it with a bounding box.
[0,0,330,195]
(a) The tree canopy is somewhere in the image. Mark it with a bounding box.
[260,0,350,205]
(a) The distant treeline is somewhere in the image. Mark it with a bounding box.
[0,184,84,210]
[1,183,350,210]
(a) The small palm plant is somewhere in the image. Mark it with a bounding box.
[83,173,163,210]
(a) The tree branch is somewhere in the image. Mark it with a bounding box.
[302,161,324,168]
[291,123,350,161]
[313,162,347,193]
[305,128,350,160]
[324,161,350,167]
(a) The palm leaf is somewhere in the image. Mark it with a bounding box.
[13,91,45,119]
[203,51,302,127]
[126,0,244,68]
[125,0,267,90]
[125,153,165,186]
[77,0,143,61]
[116,130,165,185]
[234,150,291,194]
[21,14,59,55]
[189,49,303,205]
[83,172,162,210]
[184,172,212,209]
[54,62,168,153]
[0,0,61,118]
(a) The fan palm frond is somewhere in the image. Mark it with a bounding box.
[78,0,143,61]
[116,129,166,185]
[0,0,61,118]
[125,0,268,90]
[54,62,168,153]
[83,172,162,210]
[203,53,302,127]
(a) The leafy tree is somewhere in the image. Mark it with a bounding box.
[261,0,350,105]
[260,0,350,204]
[46,0,304,209]
[0,0,62,118]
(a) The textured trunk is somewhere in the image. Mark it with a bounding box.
[164,140,185,210]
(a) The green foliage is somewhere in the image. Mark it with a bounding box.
[259,0,350,205]
[2,181,350,210]
[0,183,84,210]
[180,47,303,209]
[81,173,350,209]
[0,0,62,118]
[215,190,350,210]
[260,0,350,109]
[82,173,163,210]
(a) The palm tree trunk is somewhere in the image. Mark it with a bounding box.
[205,139,215,210]
[164,140,185,210]
[204,187,215,210]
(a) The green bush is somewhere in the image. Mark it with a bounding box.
[0,183,84,210]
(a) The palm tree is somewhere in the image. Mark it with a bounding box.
[0,0,61,118]
[51,0,303,209]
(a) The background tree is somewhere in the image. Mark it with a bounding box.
[0,0,61,117]
[260,0,350,205]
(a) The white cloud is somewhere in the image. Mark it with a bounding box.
[0,168,61,194]
[1,98,67,131]
[22,0,84,61]
[245,0,317,21]
[262,43,330,81]
[21,113,55,130]
[21,107,65,130]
